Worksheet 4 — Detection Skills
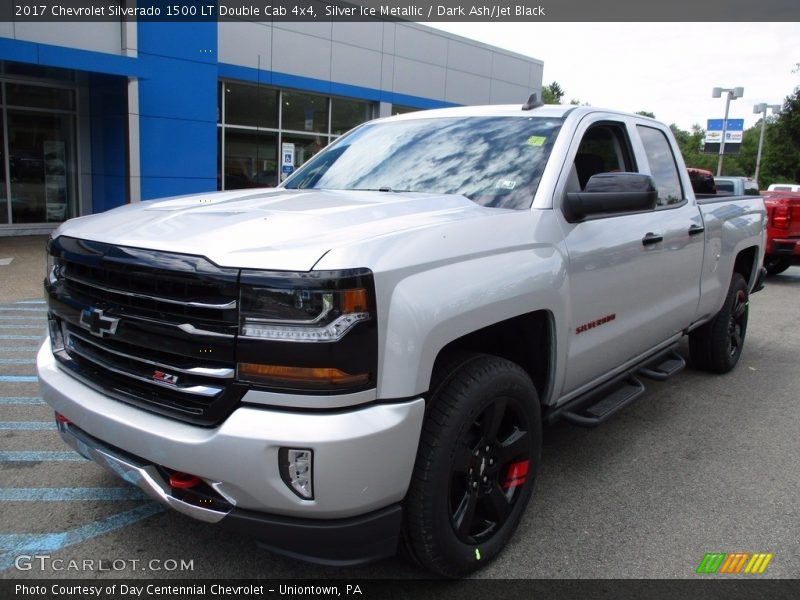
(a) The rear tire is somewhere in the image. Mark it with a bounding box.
[403,354,541,577]
[764,256,791,276]
[689,273,749,373]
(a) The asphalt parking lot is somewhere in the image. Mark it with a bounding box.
[0,236,798,580]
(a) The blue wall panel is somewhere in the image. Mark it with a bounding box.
[136,55,218,122]
[136,21,218,201]
[89,74,128,214]
[0,37,138,76]
[0,38,38,64]
[140,177,217,200]
[136,22,218,65]
[138,116,216,179]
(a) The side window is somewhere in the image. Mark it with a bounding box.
[716,180,734,193]
[637,125,684,206]
[570,123,634,191]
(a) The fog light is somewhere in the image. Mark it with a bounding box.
[279,448,314,500]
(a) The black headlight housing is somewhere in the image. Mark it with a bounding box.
[237,268,378,393]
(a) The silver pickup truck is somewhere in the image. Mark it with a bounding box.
[38,101,766,576]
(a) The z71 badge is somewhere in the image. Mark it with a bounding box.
[152,370,179,385]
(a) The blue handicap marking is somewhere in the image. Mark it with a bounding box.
[0,451,84,461]
[0,397,45,405]
[0,421,56,431]
[0,375,37,382]
[0,504,165,571]
[0,299,165,572]
[0,487,147,501]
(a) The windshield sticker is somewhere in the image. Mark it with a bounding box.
[526,136,546,146]
[496,180,517,190]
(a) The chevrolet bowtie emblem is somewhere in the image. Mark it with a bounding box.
[79,307,120,338]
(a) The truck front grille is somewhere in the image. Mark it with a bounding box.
[46,236,245,426]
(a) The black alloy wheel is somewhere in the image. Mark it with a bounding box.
[689,272,749,373]
[403,354,541,577]
[449,396,533,544]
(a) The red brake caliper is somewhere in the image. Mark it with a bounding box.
[502,459,529,489]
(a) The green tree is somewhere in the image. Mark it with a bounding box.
[776,88,800,182]
[636,111,656,118]
[671,123,715,171]
[541,81,565,104]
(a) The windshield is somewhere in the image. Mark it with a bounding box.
[282,116,563,210]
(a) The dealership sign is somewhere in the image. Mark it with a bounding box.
[704,119,744,154]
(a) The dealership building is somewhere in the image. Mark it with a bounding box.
[0,19,543,236]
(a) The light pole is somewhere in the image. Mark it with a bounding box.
[712,86,744,176]
[753,102,782,185]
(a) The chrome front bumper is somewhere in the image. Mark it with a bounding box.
[38,340,425,519]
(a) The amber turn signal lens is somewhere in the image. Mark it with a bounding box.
[238,363,369,386]
[341,288,368,313]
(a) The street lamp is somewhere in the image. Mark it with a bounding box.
[753,102,782,185]
[712,86,744,176]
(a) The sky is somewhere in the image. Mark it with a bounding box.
[426,22,800,132]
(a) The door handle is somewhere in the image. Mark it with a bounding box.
[642,232,663,246]
[688,224,705,236]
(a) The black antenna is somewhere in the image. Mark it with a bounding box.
[522,93,544,111]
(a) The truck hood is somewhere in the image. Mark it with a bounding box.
[55,188,491,271]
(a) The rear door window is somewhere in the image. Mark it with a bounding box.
[636,125,684,206]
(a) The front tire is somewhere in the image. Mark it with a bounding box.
[689,272,749,373]
[403,354,541,577]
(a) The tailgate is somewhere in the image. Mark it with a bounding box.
[763,192,800,238]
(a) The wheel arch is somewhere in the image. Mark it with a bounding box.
[428,310,554,408]
[733,245,759,289]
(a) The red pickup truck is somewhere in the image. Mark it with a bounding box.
[762,190,800,275]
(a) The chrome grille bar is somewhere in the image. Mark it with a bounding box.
[68,330,234,379]
[66,339,224,398]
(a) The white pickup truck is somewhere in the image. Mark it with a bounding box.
[38,100,767,576]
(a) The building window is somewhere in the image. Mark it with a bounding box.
[331,99,373,136]
[0,72,78,227]
[224,129,279,189]
[218,80,376,190]
[281,91,328,134]
[225,83,278,129]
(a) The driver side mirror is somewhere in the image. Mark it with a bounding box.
[563,172,657,222]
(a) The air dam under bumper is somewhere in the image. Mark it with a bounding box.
[38,341,424,563]
[56,420,403,565]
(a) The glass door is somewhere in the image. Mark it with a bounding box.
[1,79,78,226]
[7,110,76,223]
[0,112,7,224]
